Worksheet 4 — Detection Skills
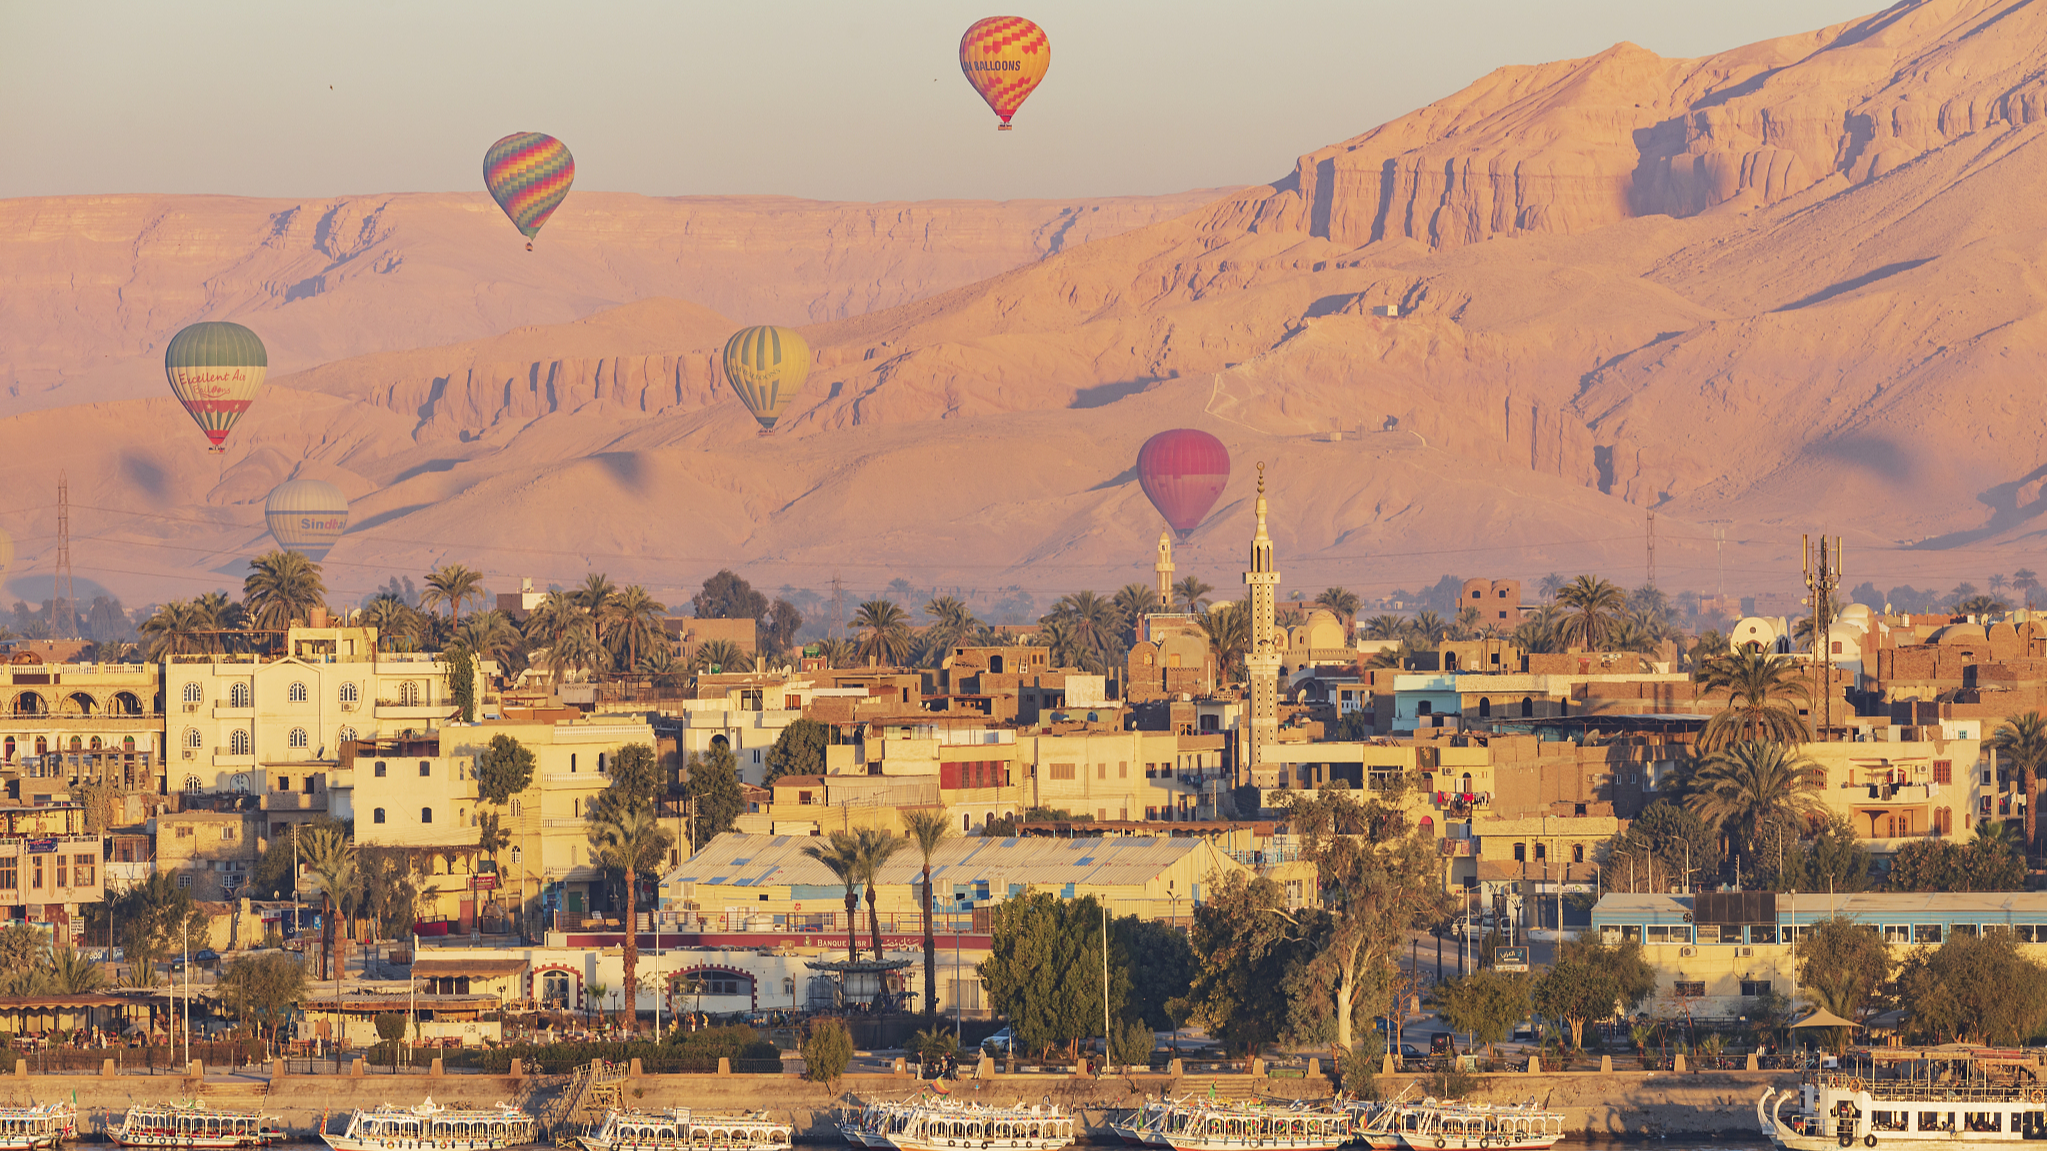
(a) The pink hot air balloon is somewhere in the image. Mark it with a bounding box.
[1137,429,1231,540]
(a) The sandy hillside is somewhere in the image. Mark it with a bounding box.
[7,0,2047,607]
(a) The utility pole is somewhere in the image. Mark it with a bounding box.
[828,573,847,644]
[1803,534,1843,740]
[55,471,77,639]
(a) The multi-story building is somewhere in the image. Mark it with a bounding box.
[0,656,163,798]
[155,808,260,901]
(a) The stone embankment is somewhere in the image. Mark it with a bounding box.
[0,1056,1796,1141]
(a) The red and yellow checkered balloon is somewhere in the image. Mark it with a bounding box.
[959,16,1049,130]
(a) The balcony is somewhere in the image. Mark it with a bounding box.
[374,701,454,720]
[212,749,256,767]
[213,704,253,719]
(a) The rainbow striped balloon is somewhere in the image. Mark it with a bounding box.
[164,321,266,453]
[959,16,1050,129]
[483,132,575,248]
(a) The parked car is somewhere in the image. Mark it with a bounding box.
[981,1027,1016,1056]
[1396,1043,1427,1067]
[1429,1032,1459,1056]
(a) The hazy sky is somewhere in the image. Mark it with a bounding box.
[4,0,1886,203]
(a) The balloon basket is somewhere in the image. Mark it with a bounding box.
[997,123,1013,131]
[525,241,534,252]
[756,429,776,438]
[206,447,227,456]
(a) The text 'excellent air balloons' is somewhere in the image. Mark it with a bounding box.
[1138,429,1231,541]
[264,479,349,562]
[483,132,575,251]
[722,326,812,433]
[164,321,266,454]
[959,16,1049,130]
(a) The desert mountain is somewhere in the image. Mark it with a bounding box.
[8,0,2047,607]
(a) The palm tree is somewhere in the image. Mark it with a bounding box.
[588,806,671,1028]
[1696,649,1812,751]
[817,637,858,669]
[1408,611,1449,649]
[801,831,865,962]
[852,600,914,667]
[693,638,751,674]
[523,591,589,686]
[1173,577,1214,613]
[1198,601,1250,683]
[608,586,669,675]
[1513,605,1562,654]
[420,564,487,629]
[854,828,907,966]
[1046,591,1119,669]
[1554,575,1627,650]
[1112,584,1163,647]
[140,600,215,659]
[243,550,326,647]
[1992,712,2047,860]
[1361,615,1406,641]
[1686,741,1822,869]
[922,596,979,666]
[1538,574,1565,602]
[301,826,358,983]
[1316,587,1362,639]
[43,944,107,994]
[458,609,523,668]
[900,809,951,1017]
[1991,573,2011,597]
[1957,594,2010,619]
[361,593,424,652]
[2014,568,2040,609]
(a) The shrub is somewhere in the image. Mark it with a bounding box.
[373,1014,406,1042]
[1340,1048,1379,1099]
[1110,1019,1154,1066]
[802,1019,852,1085]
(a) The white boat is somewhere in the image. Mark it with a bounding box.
[320,1099,534,1151]
[1345,1085,1422,1151]
[1160,1101,1351,1151]
[0,1104,74,1151]
[112,1101,279,1149]
[578,1109,792,1151]
[1760,1048,2047,1151]
[1393,1100,1565,1151]
[841,1097,1073,1151]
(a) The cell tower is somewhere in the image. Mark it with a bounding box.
[55,470,78,639]
[828,572,846,643]
[1645,509,1657,588]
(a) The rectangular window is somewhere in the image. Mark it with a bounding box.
[374,761,387,778]
[0,859,16,891]
[1049,763,1075,780]
[1672,981,1706,997]
[420,761,432,777]
[220,827,235,841]
[1915,924,1943,944]
[73,855,94,887]
[175,826,193,839]
[1118,762,1127,778]
[1097,763,1106,779]
[1740,980,1772,997]
[1933,760,1952,784]
[31,857,43,891]
[1951,923,1979,938]
[55,858,65,888]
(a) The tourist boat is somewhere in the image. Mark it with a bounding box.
[1393,1100,1566,1151]
[1759,1047,2047,1151]
[112,1101,281,1149]
[321,1099,534,1151]
[1345,1086,1422,1151]
[840,1097,1074,1151]
[578,1109,793,1151]
[0,1104,75,1150]
[1160,1101,1352,1151]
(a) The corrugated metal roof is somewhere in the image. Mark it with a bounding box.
[666,832,1225,889]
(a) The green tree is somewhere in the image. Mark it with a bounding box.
[691,638,751,675]
[1183,873,1299,1062]
[1695,649,1812,750]
[218,951,308,1052]
[1768,812,1873,893]
[763,718,830,784]
[1601,802,1721,893]
[1795,917,1889,1027]
[978,892,1128,1060]
[1554,575,1627,650]
[301,827,359,981]
[801,1017,853,1086]
[1316,587,1362,638]
[851,600,914,667]
[1173,577,1214,612]
[921,596,982,666]
[1897,930,2047,1045]
[444,644,477,723]
[693,571,769,626]
[1992,711,2047,858]
[1685,741,1822,871]
[593,743,663,816]
[587,806,672,1025]
[1115,916,1195,1031]
[606,585,668,675]
[242,550,327,647]
[1432,969,1530,1058]
[900,808,952,1017]
[0,924,43,974]
[1198,601,1251,683]
[801,831,864,963]
[475,734,537,806]
[245,816,347,900]
[420,564,486,629]
[1887,824,2025,892]
[101,872,207,984]
[1531,937,1654,1050]
[680,746,744,850]
[43,943,108,994]
[854,827,906,959]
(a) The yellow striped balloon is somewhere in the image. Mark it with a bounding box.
[722,326,812,433]
[959,16,1050,130]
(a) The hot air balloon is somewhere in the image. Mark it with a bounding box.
[264,479,349,561]
[959,16,1050,130]
[164,322,266,454]
[722,326,812,433]
[1138,429,1230,541]
[483,132,575,251]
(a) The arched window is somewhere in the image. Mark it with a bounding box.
[339,682,358,704]
[1521,697,1534,717]
[184,776,201,792]
[181,683,202,704]
[230,729,251,755]
[1,738,11,761]
[68,736,82,751]
[1478,698,1492,719]
[421,807,434,824]
[230,774,249,793]
[289,728,308,749]
[1572,844,1585,863]
[511,846,521,865]
[33,736,45,756]
[229,683,252,708]
[184,728,202,749]
[289,682,308,703]
[373,808,386,824]
[399,681,420,706]
[123,736,135,752]
[15,693,42,716]
[338,726,357,745]
[88,736,102,750]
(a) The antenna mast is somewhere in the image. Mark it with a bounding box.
[56,470,78,639]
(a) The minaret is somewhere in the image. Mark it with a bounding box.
[1242,462,1281,781]
[1155,530,1176,610]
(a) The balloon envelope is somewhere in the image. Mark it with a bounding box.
[265,479,349,560]
[959,16,1050,129]
[165,321,266,453]
[1137,429,1230,540]
[722,326,812,432]
[484,132,575,244]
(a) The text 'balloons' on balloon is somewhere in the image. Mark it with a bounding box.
[1138,429,1231,541]
[722,326,812,433]
[483,132,575,251]
[164,321,267,454]
[959,16,1050,130]
[264,479,349,562]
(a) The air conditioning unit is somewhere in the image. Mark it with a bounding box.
[1737,946,1756,958]
[341,701,358,712]
[181,749,196,760]
[1678,946,1696,958]
[183,702,199,713]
